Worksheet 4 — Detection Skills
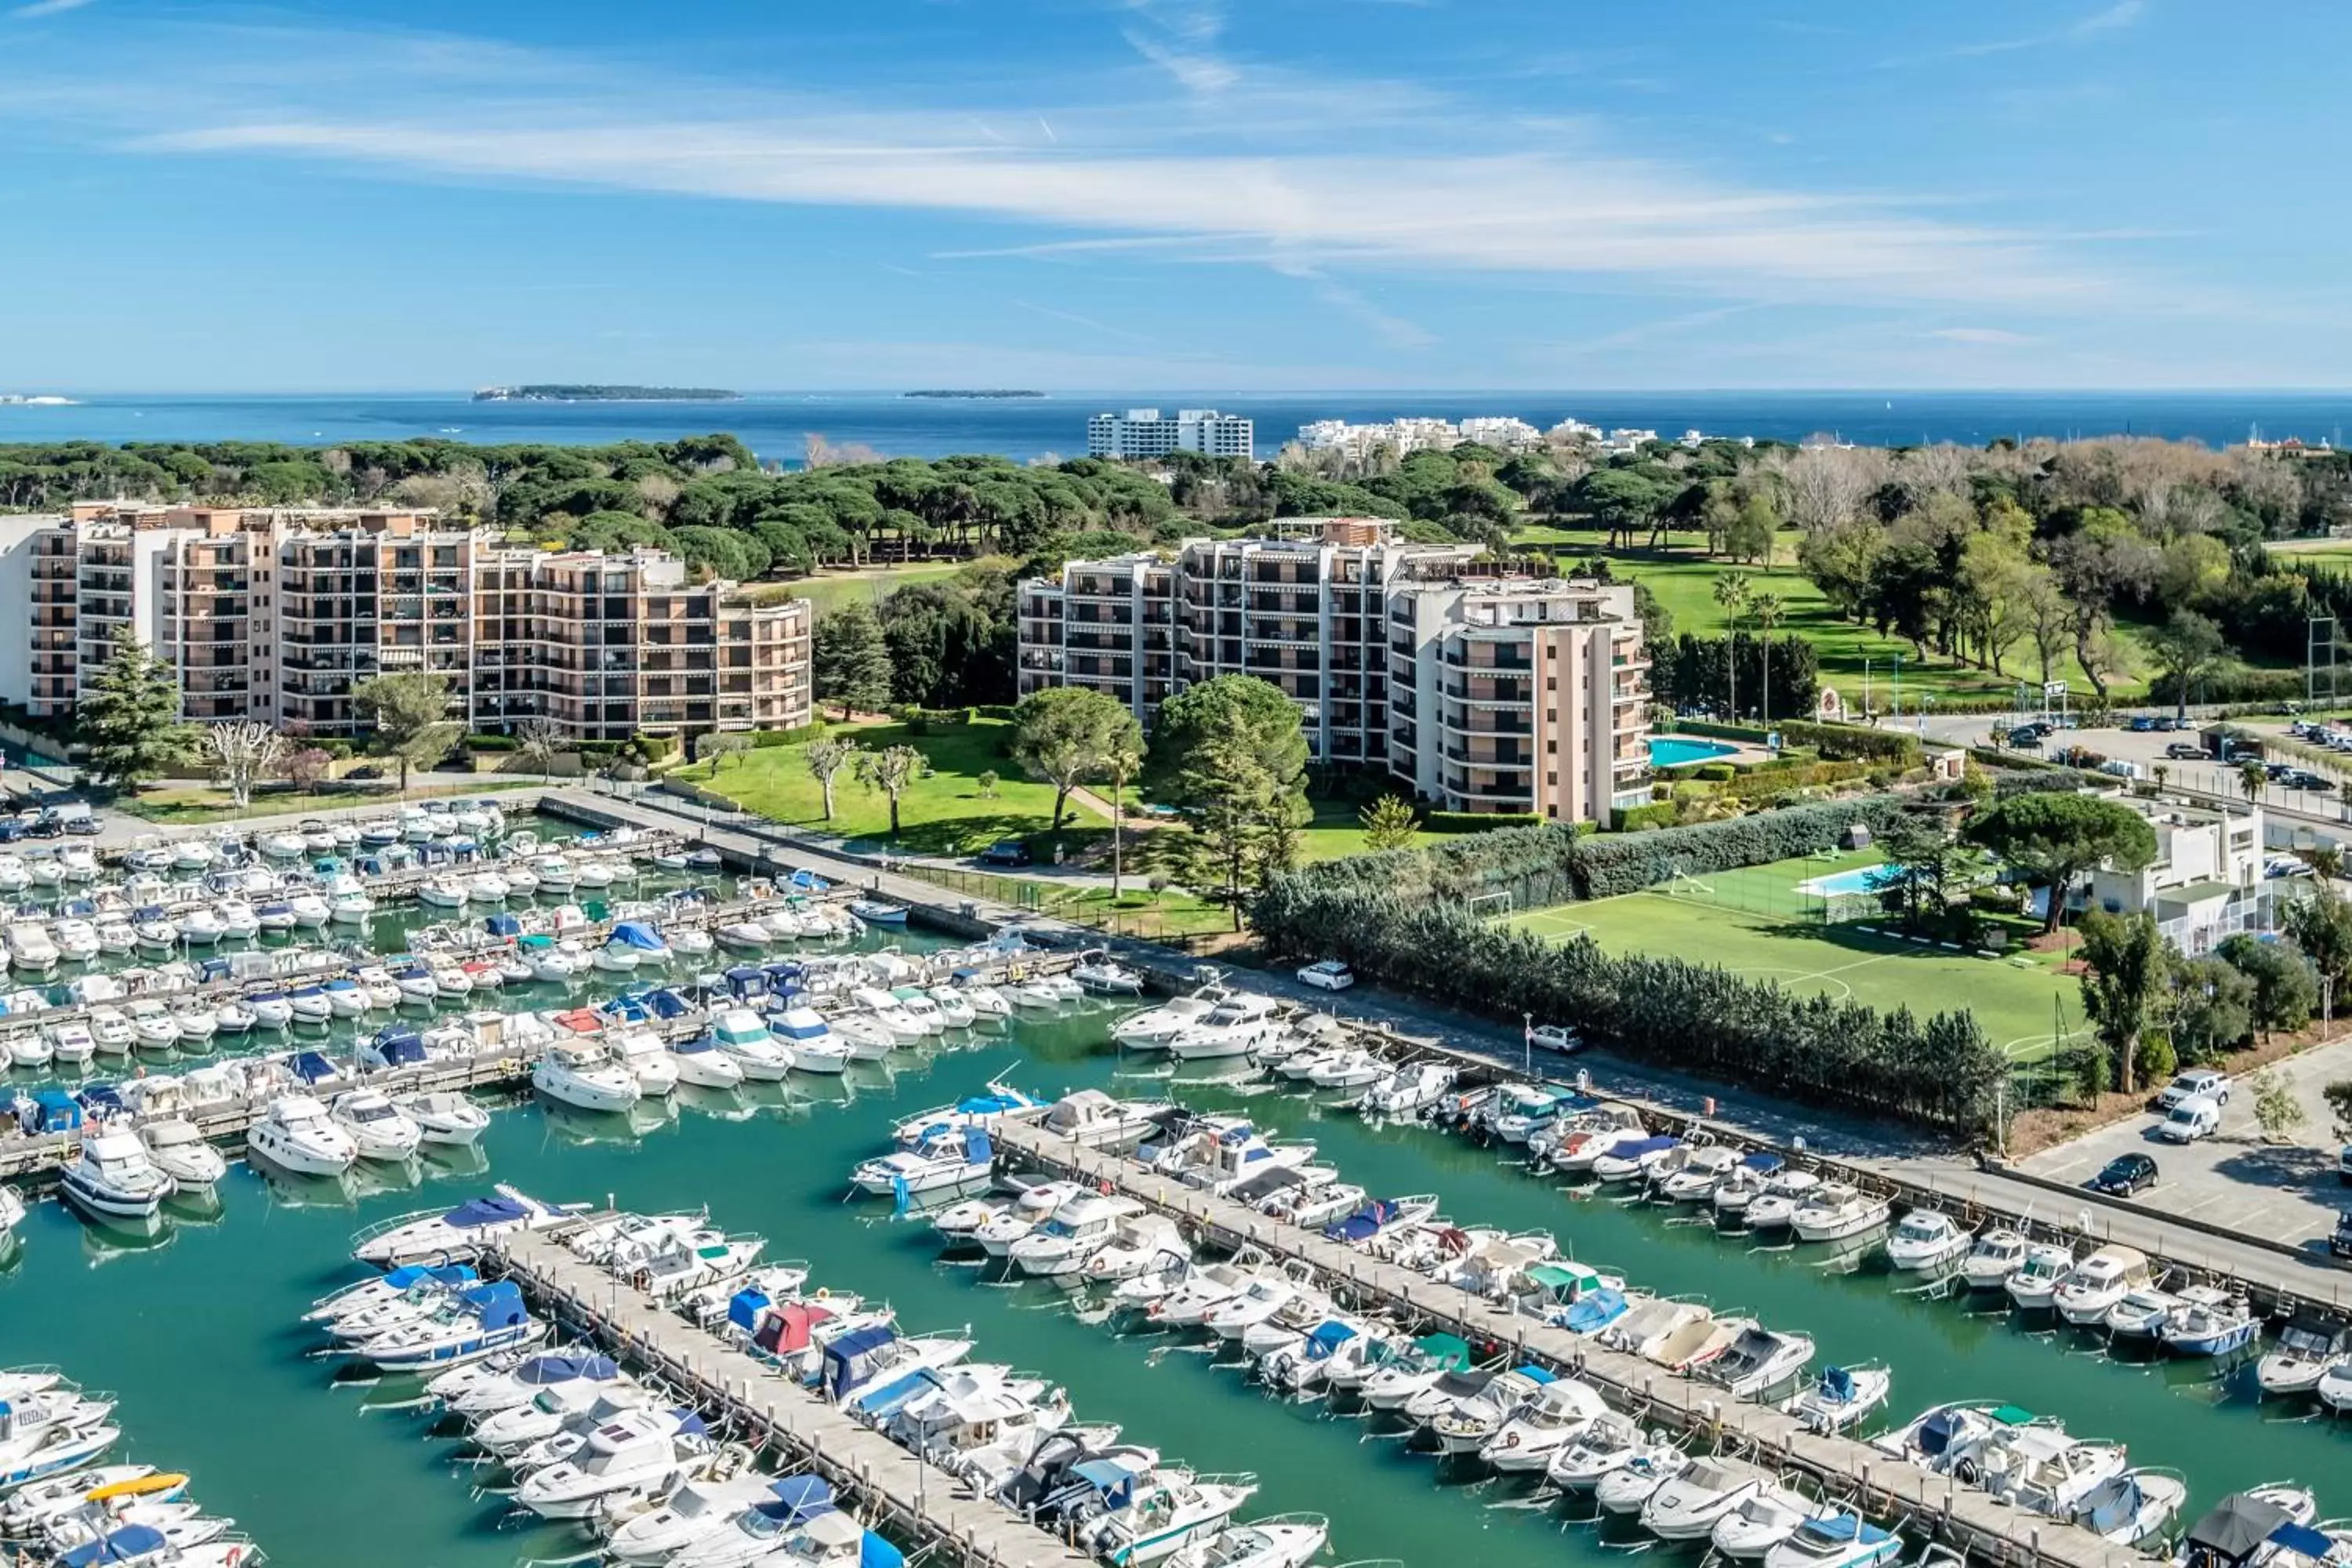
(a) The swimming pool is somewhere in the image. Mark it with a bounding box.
[1647,735,1739,768]
[1802,862,1904,897]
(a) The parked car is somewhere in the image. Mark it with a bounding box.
[2340,1143,2352,1185]
[2333,1211,2352,1260]
[2128,715,2156,732]
[22,815,61,839]
[978,839,1033,868]
[2163,742,2207,760]
[2282,771,2336,793]
[2090,1152,2160,1196]
[0,818,24,844]
[2158,1068,2231,1109]
[1297,960,1356,992]
[62,814,100,835]
[2154,1097,2223,1143]
[2007,728,2045,750]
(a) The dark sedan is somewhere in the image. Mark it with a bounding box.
[2090,1152,2159,1197]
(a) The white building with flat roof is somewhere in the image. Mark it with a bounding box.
[1086,408,1254,460]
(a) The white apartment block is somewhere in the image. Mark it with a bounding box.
[1085,408,1255,460]
[0,503,812,743]
[1017,518,1651,822]
[2080,794,2269,956]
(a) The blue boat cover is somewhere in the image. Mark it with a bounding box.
[1918,1408,1969,1457]
[1515,1364,1557,1385]
[1738,1152,1785,1173]
[445,1194,530,1228]
[1305,1321,1358,1358]
[58,1526,168,1568]
[967,1128,992,1164]
[846,1367,937,1417]
[862,1536,905,1568]
[820,1327,900,1399]
[1797,1516,1887,1546]
[1071,1457,1147,1508]
[613,922,666,951]
[77,1083,125,1115]
[728,1288,772,1334]
[463,1281,531,1330]
[1562,1287,1628,1334]
[1606,1134,1679,1160]
[372,1033,427,1069]
[289,1051,338,1083]
[1323,1212,1382,1243]
[786,869,827,891]
[761,961,804,983]
[1819,1366,1857,1403]
[647,989,691,1019]
[2272,1526,2334,1562]
[30,1089,81,1131]
[485,913,523,936]
[767,1475,835,1517]
[198,958,232,983]
[517,1353,619,1386]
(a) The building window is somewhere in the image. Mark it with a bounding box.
[1547,771,1558,785]
[1547,740,1556,753]
[1546,677,1556,691]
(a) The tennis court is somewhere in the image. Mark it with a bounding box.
[1501,849,2080,1062]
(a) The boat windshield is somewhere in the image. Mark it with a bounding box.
[1896,1218,1943,1240]
[347,1102,397,1123]
[146,1123,196,1148]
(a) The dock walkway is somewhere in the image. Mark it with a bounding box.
[487,1229,1099,1568]
[991,1121,2140,1568]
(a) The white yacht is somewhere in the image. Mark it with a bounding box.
[2053,1246,2154,1327]
[1885,1210,1971,1272]
[248,1093,359,1176]
[706,1008,794,1080]
[1641,1456,1770,1541]
[1958,1229,2030,1292]
[393,1091,493,1145]
[138,1117,228,1189]
[1789,1185,1891,1244]
[533,1042,644,1112]
[331,1090,424,1160]
[60,1130,176,1219]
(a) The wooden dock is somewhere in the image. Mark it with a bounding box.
[486,1229,1101,1568]
[991,1121,2144,1568]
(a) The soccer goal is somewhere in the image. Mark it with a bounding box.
[1663,867,1718,900]
[1466,889,1516,921]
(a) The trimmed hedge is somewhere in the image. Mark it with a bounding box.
[1671,720,1771,744]
[464,733,520,751]
[1569,794,1909,899]
[1614,801,1679,832]
[1773,720,1922,767]
[750,723,829,748]
[1251,886,2005,1132]
[1422,810,1544,833]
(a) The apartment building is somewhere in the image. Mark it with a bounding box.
[1084,408,1255,460]
[2079,793,2270,956]
[1387,575,1651,822]
[1016,520,1650,821]
[1018,518,1479,764]
[0,503,812,743]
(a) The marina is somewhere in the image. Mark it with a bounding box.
[2,837,2350,1568]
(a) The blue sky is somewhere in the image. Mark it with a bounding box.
[2,0,2345,391]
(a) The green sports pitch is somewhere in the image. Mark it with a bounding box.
[1498,850,2080,1062]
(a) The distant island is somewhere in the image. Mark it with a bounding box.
[902,390,1045,400]
[473,385,740,402]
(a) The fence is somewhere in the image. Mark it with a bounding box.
[891,862,1229,953]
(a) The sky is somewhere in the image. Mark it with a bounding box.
[2,0,2347,393]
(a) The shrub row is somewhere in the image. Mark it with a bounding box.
[1421,810,1544,833]
[464,733,520,752]
[1250,887,2006,1133]
[1773,720,1922,767]
[750,723,830,748]
[1613,801,1679,832]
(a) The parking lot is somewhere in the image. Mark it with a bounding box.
[2020,1038,2352,1262]
[1976,714,2352,826]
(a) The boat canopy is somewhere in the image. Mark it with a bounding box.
[27,1088,82,1131]
[1816,1366,1858,1403]
[57,1525,169,1568]
[1605,1134,1679,1160]
[289,1051,339,1083]
[1563,1287,1629,1334]
[729,1288,772,1334]
[1230,1167,1307,1205]
[76,1083,126,1117]
[1303,1320,1359,1359]
[2268,1525,2336,1563]
[1525,1261,1604,1297]
[1794,1516,1889,1548]
[786,868,827,891]
[1070,1457,1150,1508]
[484,913,523,937]
[612,921,666,951]
[766,1475,836,1519]
[1737,1151,1785,1174]
[844,1367,940,1420]
[755,1303,835,1356]
[521,1352,619,1385]
[1411,1332,1472,1370]
[383,1261,478,1291]
[2184,1496,2295,1567]
[463,1281,530,1330]
[372,1032,427,1069]
[444,1193,532,1229]
[1723,1327,1782,1368]
[519,934,554,951]
[822,1326,902,1399]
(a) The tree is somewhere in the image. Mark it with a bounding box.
[2078,909,2170,1095]
[1726,492,1779,565]
[2216,932,2318,1040]
[2238,759,2267,808]
[2302,844,2347,882]
[976,769,999,800]
[78,627,189,792]
[1009,687,1140,830]
[2249,1067,2306,1142]
[281,746,332,792]
[2172,954,2254,1064]
[1965,793,2158,933]
[804,736,858,821]
[2281,883,2352,1023]
[852,743,923,836]
[2147,609,2225,724]
[2327,1080,2352,1141]
[201,720,286,809]
[350,671,460,794]
[1359,794,1420,854]
[1100,724,1147,899]
[1148,676,1312,929]
[811,603,895,718]
[1750,592,1785,728]
[695,731,753,772]
[517,717,565,782]
[1711,572,1751,717]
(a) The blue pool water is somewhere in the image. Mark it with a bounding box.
[1648,735,1739,768]
[1803,862,1904,896]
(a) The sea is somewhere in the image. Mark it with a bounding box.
[1,835,2345,1568]
[7,391,2352,465]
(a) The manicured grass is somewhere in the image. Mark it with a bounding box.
[750,562,966,617]
[675,717,1115,855]
[123,779,536,825]
[1512,523,2162,705]
[1501,849,2079,1062]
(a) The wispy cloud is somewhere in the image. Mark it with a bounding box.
[2070,1,2147,38]
[1878,0,2147,67]
[1928,326,2035,345]
[9,0,96,19]
[1120,0,1236,95]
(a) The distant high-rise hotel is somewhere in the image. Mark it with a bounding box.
[1016,518,1651,824]
[0,503,813,742]
[1085,408,1254,460]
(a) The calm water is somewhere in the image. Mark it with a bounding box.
[7,391,2352,463]
[3,916,2348,1568]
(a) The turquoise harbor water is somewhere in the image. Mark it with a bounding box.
[2,904,2349,1567]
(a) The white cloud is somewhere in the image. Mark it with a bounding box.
[9,0,96,19]
[2070,1,2146,38]
[1928,326,2036,344]
[1120,0,1236,95]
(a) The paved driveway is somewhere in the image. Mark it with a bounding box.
[2019,1039,2352,1261]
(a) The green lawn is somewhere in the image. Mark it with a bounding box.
[123,778,537,825]
[749,562,967,617]
[1512,523,2166,705]
[675,717,1117,855]
[1501,849,2078,1062]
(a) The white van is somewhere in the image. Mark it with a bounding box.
[2154,1096,2222,1143]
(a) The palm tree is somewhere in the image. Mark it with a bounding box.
[1099,730,1147,900]
[1712,572,1751,720]
[2238,758,2267,808]
[2151,762,2169,794]
[1750,591,1785,728]
[2301,844,2345,882]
